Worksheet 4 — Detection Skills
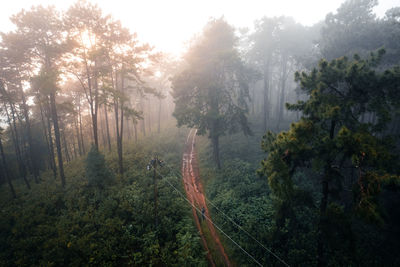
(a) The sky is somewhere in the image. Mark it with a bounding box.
[0,0,398,56]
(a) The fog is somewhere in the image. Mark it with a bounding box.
[0,0,399,266]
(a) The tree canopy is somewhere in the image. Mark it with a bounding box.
[172,18,252,168]
[260,50,400,266]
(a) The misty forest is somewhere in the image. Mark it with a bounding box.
[0,0,400,266]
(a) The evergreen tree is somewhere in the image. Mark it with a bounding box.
[172,18,252,168]
[260,50,400,266]
[85,145,113,188]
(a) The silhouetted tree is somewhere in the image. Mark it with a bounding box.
[172,18,252,168]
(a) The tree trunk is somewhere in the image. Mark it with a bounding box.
[118,75,124,175]
[72,138,78,159]
[99,108,106,149]
[50,91,66,188]
[104,102,111,152]
[117,114,124,174]
[317,120,335,267]
[84,56,99,150]
[140,99,146,137]
[0,137,16,198]
[113,72,124,175]
[317,174,329,267]
[142,118,146,137]
[263,62,270,132]
[134,122,138,143]
[45,99,57,179]
[20,84,39,183]
[93,73,99,150]
[158,98,162,133]
[78,99,86,154]
[40,101,56,175]
[74,116,82,156]
[126,117,131,140]
[62,126,70,163]
[148,99,151,133]
[277,56,288,131]
[6,103,30,189]
[39,102,52,169]
[114,98,122,173]
[92,112,98,150]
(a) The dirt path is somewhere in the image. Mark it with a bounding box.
[182,129,231,267]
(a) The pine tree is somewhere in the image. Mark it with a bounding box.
[172,18,252,168]
[260,50,400,266]
[85,145,113,188]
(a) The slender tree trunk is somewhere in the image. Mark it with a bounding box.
[93,73,99,150]
[74,117,82,156]
[88,118,94,145]
[118,111,124,174]
[142,118,146,137]
[263,61,270,132]
[104,102,111,152]
[39,102,51,168]
[118,74,124,174]
[317,120,336,267]
[210,114,221,169]
[84,56,99,150]
[6,103,30,189]
[92,112,98,150]
[43,99,57,179]
[277,56,288,131]
[62,126,70,163]
[20,84,39,183]
[46,99,57,179]
[13,103,34,183]
[50,91,66,188]
[148,99,151,133]
[72,138,78,159]
[0,137,16,198]
[134,122,138,143]
[158,98,162,133]
[140,99,146,137]
[126,117,131,140]
[114,99,123,174]
[78,99,86,154]
[99,108,106,149]
[113,71,124,174]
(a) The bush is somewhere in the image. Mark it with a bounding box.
[0,127,207,266]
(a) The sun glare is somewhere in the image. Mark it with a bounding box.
[80,30,95,49]
[154,70,162,77]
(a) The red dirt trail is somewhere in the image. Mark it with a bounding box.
[182,129,231,267]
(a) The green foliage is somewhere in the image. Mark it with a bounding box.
[320,0,380,59]
[260,52,400,265]
[85,145,113,188]
[172,18,251,136]
[0,127,206,266]
[172,18,252,167]
[197,130,317,266]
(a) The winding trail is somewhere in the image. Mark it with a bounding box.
[182,129,231,266]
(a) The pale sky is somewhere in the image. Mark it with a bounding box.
[0,0,398,56]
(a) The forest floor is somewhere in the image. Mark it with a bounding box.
[182,129,231,266]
